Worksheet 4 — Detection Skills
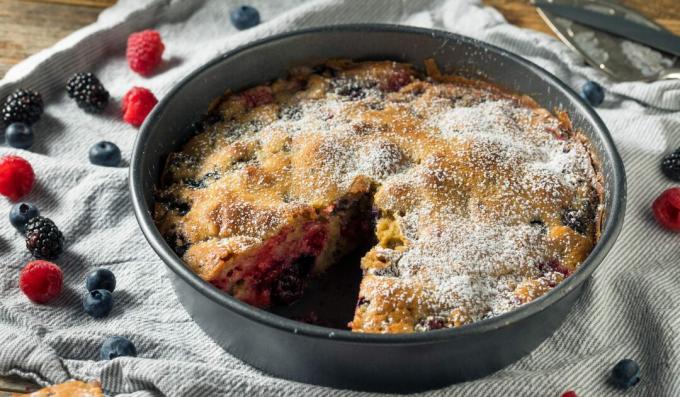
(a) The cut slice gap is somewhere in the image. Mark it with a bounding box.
[187,186,379,314]
[268,188,378,329]
[270,249,365,329]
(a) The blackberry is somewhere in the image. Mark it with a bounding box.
[2,89,43,126]
[272,256,314,305]
[661,149,680,181]
[561,208,589,235]
[25,216,64,260]
[66,73,110,113]
[426,317,446,330]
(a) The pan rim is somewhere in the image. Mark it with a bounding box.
[129,23,627,344]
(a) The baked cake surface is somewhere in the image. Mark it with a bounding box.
[12,380,104,397]
[154,59,602,333]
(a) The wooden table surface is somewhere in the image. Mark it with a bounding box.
[0,0,678,394]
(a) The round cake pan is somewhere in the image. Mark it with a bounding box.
[130,24,626,393]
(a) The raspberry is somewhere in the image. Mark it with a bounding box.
[25,216,64,260]
[19,260,63,304]
[1,89,43,126]
[561,392,578,397]
[242,86,273,108]
[126,30,165,76]
[66,72,110,113]
[540,259,571,277]
[0,155,35,201]
[121,87,158,127]
[652,188,680,231]
[384,68,413,92]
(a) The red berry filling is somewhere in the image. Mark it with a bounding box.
[19,260,63,303]
[384,68,413,92]
[211,221,328,307]
[242,86,274,108]
[652,187,680,231]
[0,155,35,201]
[540,258,571,278]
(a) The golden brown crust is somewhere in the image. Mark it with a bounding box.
[155,59,602,333]
[12,380,103,397]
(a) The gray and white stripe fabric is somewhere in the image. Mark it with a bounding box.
[1,0,679,396]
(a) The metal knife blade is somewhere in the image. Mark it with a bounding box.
[534,1,680,57]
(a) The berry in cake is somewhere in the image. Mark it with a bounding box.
[100,336,136,360]
[121,87,158,127]
[661,148,680,181]
[9,202,39,233]
[154,60,602,333]
[86,268,116,292]
[581,80,604,107]
[652,187,680,231]
[272,256,315,305]
[19,260,63,304]
[5,122,33,149]
[0,155,35,201]
[89,141,121,167]
[1,89,43,126]
[83,289,114,318]
[611,359,640,390]
[126,30,165,76]
[66,72,110,113]
[230,5,260,30]
[242,86,273,108]
[25,216,64,260]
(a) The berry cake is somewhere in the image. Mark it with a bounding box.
[154,59,603,333]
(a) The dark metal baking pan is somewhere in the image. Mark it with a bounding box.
[130,24,626,393]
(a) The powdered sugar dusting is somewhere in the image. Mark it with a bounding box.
[156,61,601,332]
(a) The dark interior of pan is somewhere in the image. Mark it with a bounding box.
[130,25,626,393]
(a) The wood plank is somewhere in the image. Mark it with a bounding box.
[0,375,38,395]
[0,0,110,77]
[26,0,115,7]
[484,0,680,35]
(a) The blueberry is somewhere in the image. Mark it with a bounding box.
[230,5,260,30]
[100,336,136,360]
[5,123,33,149]
[581,81,604,107]
[86,268,116,292]
[83,289,114,318]
[9,202,39,233]
[611,359,640,390]
[89,141,121,167]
